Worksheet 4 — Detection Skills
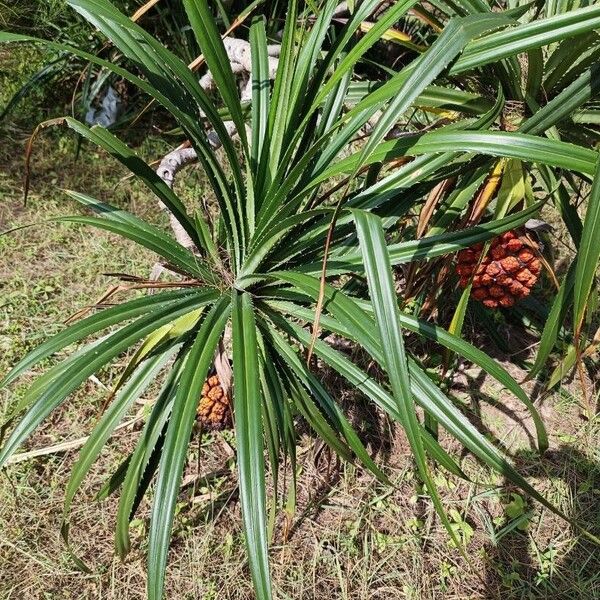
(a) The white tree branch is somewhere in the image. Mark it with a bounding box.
[156,39,279,178]
[156,145,199,250]
[156,37,281,252]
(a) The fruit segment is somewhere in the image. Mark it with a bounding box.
[456,229,541,309]
[197,374,232,430]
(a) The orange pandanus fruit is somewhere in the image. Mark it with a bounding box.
[197,374,232,430]
[456,229,541,309]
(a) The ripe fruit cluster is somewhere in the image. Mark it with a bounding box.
[197,374,231,430]
[456,229,541,309]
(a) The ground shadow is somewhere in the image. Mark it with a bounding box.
[483,445,600,599]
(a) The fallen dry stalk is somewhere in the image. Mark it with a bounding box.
[6,416,141,464]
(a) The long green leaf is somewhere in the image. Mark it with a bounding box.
[232,291,271,600]
[528,265,575,380]
[316,131,598,184]
[62,190,214,281]
[147,297,229,600]
[183,0,248,151]
[310,0,419,112]
[265,0,298,181]
[62,349,176,545]
[2,336,112,429]
[249,16,270,191]
[521,66,600,136]
[453,6,600,73]
[65,0,242,173]
[359,14,512,166]
[64,0,245,269]
[573,154,600,335]
[267,271,547,450]
[116,352,187,558]
[58,118,199,246]
[1,288,210,388]
[0,292,214,468]
[353,209,462,548]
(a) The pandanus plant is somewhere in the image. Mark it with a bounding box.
[2,1,600,598]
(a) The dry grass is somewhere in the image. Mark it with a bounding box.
[1,105,600,600]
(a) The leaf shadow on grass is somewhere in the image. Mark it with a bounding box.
[483,445,600,599]
[282,358,395,540]
[458,368,538,453]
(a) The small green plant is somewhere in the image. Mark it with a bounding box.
[447,508,474,547]
[439,559,458,591]
[1,1,600,599]
[504,492,531,532]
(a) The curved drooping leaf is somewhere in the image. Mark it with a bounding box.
[291,203,542,276]
[453,6,600,73]
[316,131,598,184]
[353,209,463,548]
[115,353,187,558]
[54,118,200,246]
[0,292,215,468]
[61,348,178,545]
[573,155,600,336]
[269,271,547,452]
[0,288,213,388]
[62,190,215,281]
